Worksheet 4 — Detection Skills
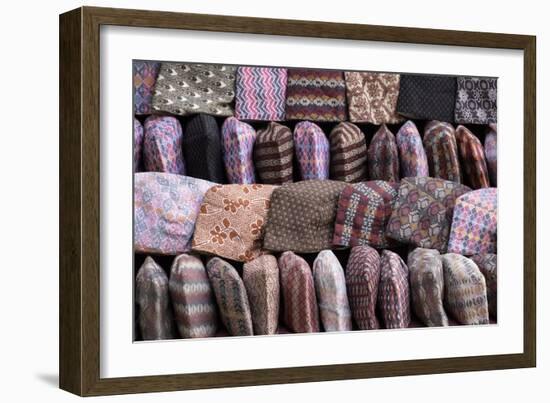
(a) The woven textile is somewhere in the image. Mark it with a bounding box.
[134,173,215,255]
[278,251,320,333]
[191,184,276,262]
[345,245,381,330]
[136,257,175,340]
[235,66,287,121]
[471,253,497,317]
[183,114,226,183]
[134,118,144,172]
[447,188,498,255]
[169,254,218,338]
[329,122,367,183]
[133,61,160,115]
[378,250,410,329]
[407,248,449,327]
[386,177,471,251]
[333,180,399,248]
[152,63,236,116]
[455,77,498,124]
[397,74,457,122]
[293,121,330,180]
[285,69,347,121]
[423,121,461,183]
[396,121,429,178]
[441,253,489,325]
[367,125,400,182]
[312,250,352,332]
[455,125,490,189]
[344,72,403,124]
[485,126,497,186]
[143,116,186,175]
[263,180,348,253]
[243,255,280,335]
[221,117,257,184]
[254,122,294,185]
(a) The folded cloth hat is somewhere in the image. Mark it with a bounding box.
[333,180,399,248]
[455,76,497,124]
[345,246,381,330]
[263,180,348,253]
[407,248,449,327]
[152,63,236,116]
[169,254,218,338]
[441,253,489,325]
[386,177,471,251]
[134,173,215,255]
[235,66,287,121]
[455,125,490,189]
[183,114,226,183]
[278,251,320,333]
[423,121,461,183]
[447,188,498,255]
[378,250,410,329]
[312,250,352,332]
[471,253,497,318]
[221,117,257,184]
[133,61,160,115]
[206,257,253,336]
[191,184,276,262]
[485,126,497,186]
[396,121,429,177]
[344,72,404,124]
[293,121,330,180]
[329,122,367,183]
[136,256,175,340]
[134,118,144,172]
[285,69,347,121]
[254,122,294,185]
[243,254,280,335]
[367,124,400,182]
[397,74,457,122]
[143,115,186,175]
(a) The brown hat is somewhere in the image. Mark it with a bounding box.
[328,122,367,183]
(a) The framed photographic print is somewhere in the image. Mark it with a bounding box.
[59,6,536,396]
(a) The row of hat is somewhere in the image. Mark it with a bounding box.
[135,247,496,340]
[134,115,497,189]
[134,61,497,125]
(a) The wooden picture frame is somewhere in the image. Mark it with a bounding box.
[59,6,536,396]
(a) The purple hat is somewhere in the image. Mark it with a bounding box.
[133,61,160,115]
[133,118,144,172]
[396,121,429,178]
[143,115,186,175]
[367,124,400,182]
[221,117,257,184]
[293,121,330,180]
[378,250,410,329]
[485,126,497,186]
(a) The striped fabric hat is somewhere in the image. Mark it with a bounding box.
[367,124,400,182]
[345,245,381,330]
[395,120,429,178]
[423,120,461,183]
[221,117,257,184]
[278,251,320,333]
[378,250,410,329]
[441,253,489,325]
[169,254,218,338]
[328,122,367,183]
[447,188,497,255]
[333,180,399,248]
[293,121,330,180]
[235,66,287,121]
[206,257,254,336]
[143,115,186,175]
[485,125,497,186]
[133,61,160,115]
[407,248,448,327]
[312,250,352,332]
[253,122,294,185]
[455,125,490,189]
[243,254,280,335]
[133,118,143,172]
[471,253,497,318]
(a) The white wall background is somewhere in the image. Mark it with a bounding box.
[0,0,545,401]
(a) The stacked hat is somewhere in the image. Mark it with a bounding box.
[221,117,257,184]
[133,61,160,115]
[395,120,429,177]
[263,180,348,253]
[328,122,367,183]
[485,125,497,186]
[423,120,461,183]
[133,118,143,172]
[333,180,399,248]
[454,76,497,124]
[253,122,294,185]
[143,115,186,174]
[293,121,330,180]
[367,124,400,182]
[378,250,410,329]
[471,253,497,318]
[455,125,490,189]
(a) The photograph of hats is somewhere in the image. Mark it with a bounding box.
[132,59,498,342]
